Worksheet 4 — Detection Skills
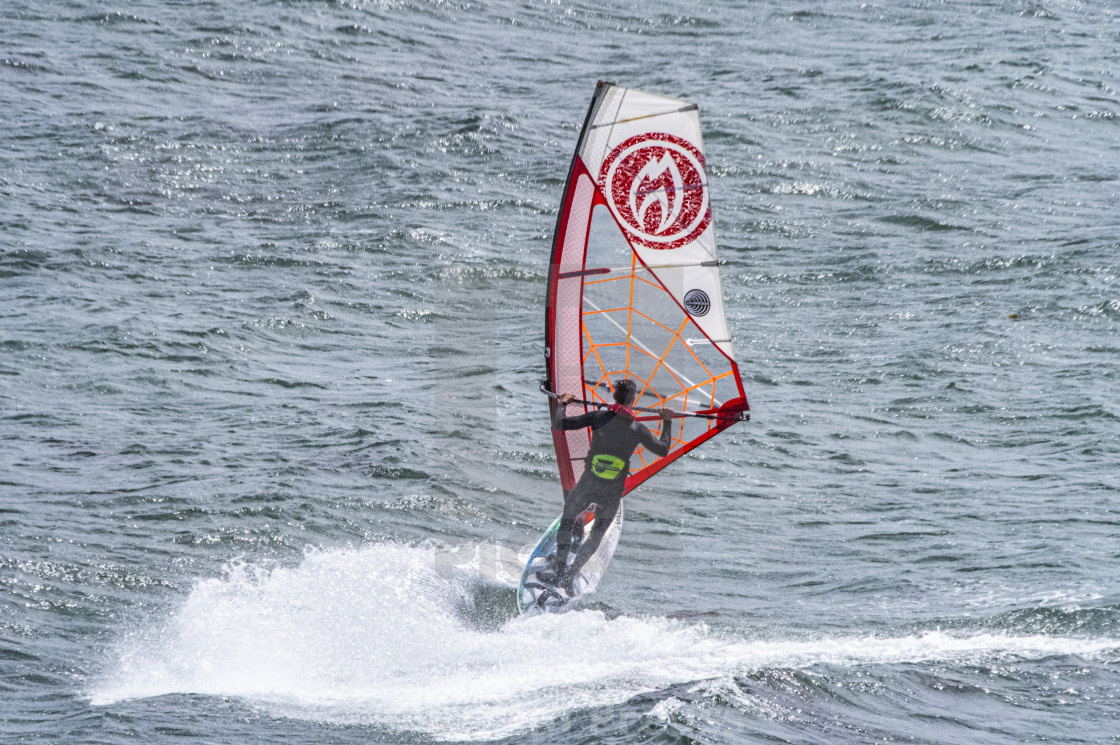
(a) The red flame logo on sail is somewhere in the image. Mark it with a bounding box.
[633,153,683,237]
[599,133,710,250]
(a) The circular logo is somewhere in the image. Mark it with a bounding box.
[683,289,711,316]
[599,132,710,250]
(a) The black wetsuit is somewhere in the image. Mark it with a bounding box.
[551,403,671,581]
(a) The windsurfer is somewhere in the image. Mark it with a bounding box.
[540,379,674,594]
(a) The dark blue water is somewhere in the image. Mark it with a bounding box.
[3,1,1119,742]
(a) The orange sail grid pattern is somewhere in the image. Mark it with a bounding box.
[581,269,738,463]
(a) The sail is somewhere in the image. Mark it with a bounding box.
[545,82,749,495]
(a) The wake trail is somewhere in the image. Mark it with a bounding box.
[90,543,1120,741]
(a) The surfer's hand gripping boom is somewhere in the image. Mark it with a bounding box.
[541,382,748,422]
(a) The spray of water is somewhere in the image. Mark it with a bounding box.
[91,544,1120,741]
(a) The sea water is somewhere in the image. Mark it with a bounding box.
[3,1,1119,743]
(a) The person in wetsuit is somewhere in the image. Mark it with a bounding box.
[541,378,675,595]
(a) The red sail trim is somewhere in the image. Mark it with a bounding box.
[546,165,604,492]
[545,84,610,494]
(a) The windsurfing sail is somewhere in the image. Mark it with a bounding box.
[545,81,749,495]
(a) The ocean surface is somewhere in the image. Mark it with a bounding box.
[3,1,1120,742]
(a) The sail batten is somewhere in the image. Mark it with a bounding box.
[545,82,748,495]
[586,104,699,130]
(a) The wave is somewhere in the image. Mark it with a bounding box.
[90,543,1120,741]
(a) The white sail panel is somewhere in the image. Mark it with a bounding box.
[575,85,730,357]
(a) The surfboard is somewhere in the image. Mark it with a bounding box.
[516,503,623,615]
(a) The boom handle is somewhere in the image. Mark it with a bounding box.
[540,381,748,422]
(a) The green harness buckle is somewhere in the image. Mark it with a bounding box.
[590,454,625,480]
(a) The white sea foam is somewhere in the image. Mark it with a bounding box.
[91,543,1120,741]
